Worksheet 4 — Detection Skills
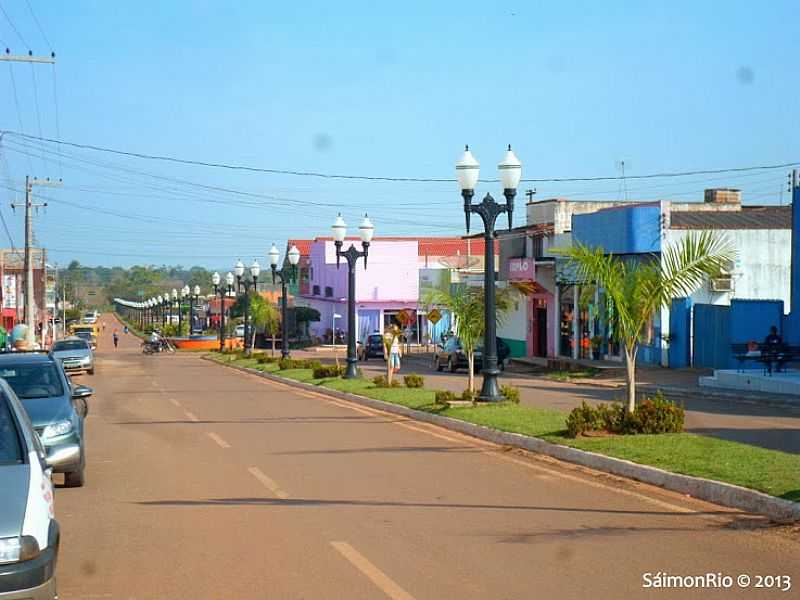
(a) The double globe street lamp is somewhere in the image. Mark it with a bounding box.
[455,145,522,402]
[212,271,235,352]
[331,213,375,378]
[234,260,260,356]
[269,243,301,359]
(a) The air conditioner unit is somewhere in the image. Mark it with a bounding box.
[710,276,734,293]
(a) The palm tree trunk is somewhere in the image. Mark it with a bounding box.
[468,351,474,393]
[624,344,637,413]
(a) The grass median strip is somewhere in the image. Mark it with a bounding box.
[209,354,800,503]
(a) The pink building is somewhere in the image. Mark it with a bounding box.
[302,238,419,342]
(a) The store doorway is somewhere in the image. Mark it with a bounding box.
[534,306,548,357]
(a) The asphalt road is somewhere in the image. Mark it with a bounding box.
[347,352,800,454]
[53,317,799,599]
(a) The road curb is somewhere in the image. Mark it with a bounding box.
[205,356,800,524]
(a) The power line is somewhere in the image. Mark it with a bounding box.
[0,2,29,49]
[4,69,33,173]
[4,130,799,184]
[24,0,51,52]
[29,62,46,172]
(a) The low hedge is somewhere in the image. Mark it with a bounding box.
[566,392,684,437]
[403,374,425,388]
[373,374,401,388]
[278,358,322,371]
[313,364,345,378]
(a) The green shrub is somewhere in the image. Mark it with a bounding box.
[372,374,401,388]
[257,355,278,364]
[403,373,425,388]
[435,390,457,405]
[500,385,520,404]
[628,391,685,434]
[461,389,477,402]
[278,358,321,370]
[313,364,345,378]
[566,393,684,437]
[566,401,602,437]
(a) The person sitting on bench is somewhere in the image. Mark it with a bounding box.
[762,325,785,374]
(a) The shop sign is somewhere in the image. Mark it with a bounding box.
[508,258,535,281]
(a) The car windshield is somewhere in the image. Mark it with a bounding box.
[0,394,23,464]
[53,341,89,352]
[0,364,65,399]
[368,335,383,343]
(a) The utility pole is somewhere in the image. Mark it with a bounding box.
[12,177,60,347]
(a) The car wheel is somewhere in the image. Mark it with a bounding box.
[64,466,85,488]
[448,357,456,373]
[88,368,95,375]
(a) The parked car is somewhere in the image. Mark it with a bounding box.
[0,376,66,600]
[0,353,91,487]
[81,311,98,325]
[50,338,94,376]
[434,337,510,373]
[233,324,245,338]
[357,333,385,361]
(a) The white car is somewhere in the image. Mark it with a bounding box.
[0,378,71,599]
[234,324,245,338]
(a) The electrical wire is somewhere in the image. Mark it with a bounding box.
[0,3,29,49]
[24,0,51,52]
[29,62,46,173]
[5,68,33,174]
[4,131,798,184]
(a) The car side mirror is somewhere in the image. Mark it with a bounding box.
[45,444,80,470]
[72,385,93,399]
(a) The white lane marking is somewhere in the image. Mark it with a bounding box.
[233,366,702,515]
[184,411,199,422]
[169,398,182,408]
[247,466,290,499]
[331,542,416,600]
[207,432,231,449]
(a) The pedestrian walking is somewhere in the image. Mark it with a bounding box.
[112,330,119,349]
[388,332,402,376]
[123,326,129,335]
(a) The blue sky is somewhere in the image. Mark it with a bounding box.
[0,0,798,268]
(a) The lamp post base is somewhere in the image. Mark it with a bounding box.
[478,368,503,402]
[343,356,359,379]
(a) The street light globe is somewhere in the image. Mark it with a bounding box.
[455,145,480,191]
[287,245,301,266]
[157,295,163,304]
[164,292,170,303]
[211,272,220,286]
[331,214,347,242]
[250,260,261,279]
[225,272,235,287]
[268,244,280,267]
[498,144,522,190]
[172,288,178,300]
[234,259,245,278]
[193,285,201,296]
[182,285,190,297]
[359,214,375,243]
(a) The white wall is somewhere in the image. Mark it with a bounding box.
[497,283,528,345]
[665,228,791,312]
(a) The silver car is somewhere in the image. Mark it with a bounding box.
[50,338,94,376]
[0,378,72,599]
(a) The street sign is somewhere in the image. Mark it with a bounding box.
[427,308,442,324]
[397,309,417,327]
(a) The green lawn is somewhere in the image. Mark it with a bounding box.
[207,354,800,502]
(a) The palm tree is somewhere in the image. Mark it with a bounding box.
[559,231,734,413]
[424,285,516,393]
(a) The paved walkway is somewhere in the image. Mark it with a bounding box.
[54,314,799,599]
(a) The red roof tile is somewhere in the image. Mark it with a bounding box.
[291,236,497,257]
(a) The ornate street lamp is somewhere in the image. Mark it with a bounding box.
[270,243,301,359]
[191,285,201,335]
[234,261,259,355]
[457,144,522,401]
[332,213,375,378]
[212,272,235,351]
